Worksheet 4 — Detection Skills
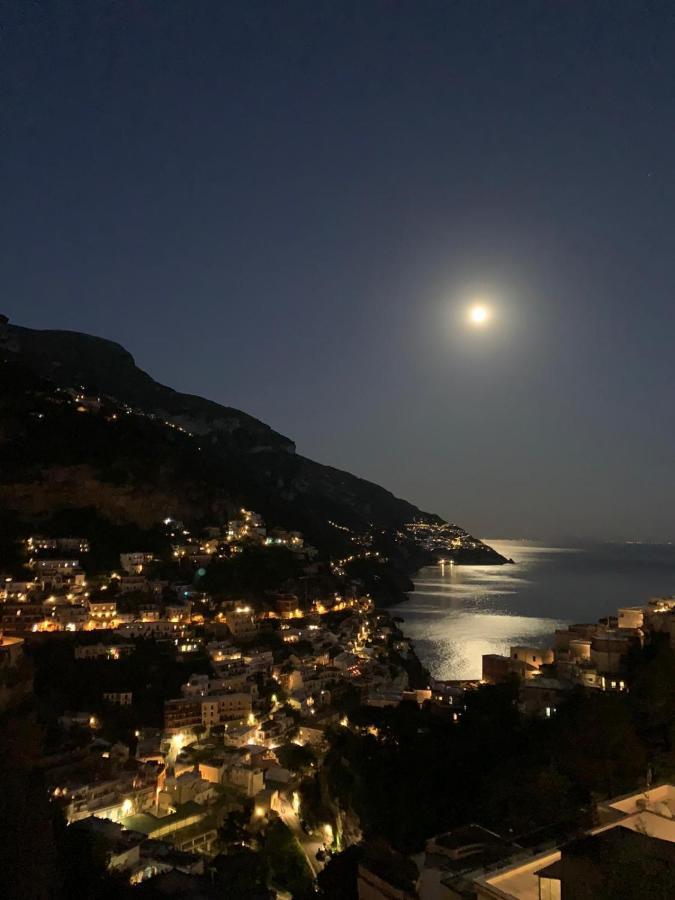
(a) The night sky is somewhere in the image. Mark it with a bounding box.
[3,2,675,542]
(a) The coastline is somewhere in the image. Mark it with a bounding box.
[387,611,431,689]
[372,539,510,609]
[386,540,675,684]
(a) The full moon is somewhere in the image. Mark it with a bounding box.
[469,304,490,325]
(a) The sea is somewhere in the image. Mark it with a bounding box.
[393,539,675,681]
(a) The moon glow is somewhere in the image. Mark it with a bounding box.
[469,304,490,326]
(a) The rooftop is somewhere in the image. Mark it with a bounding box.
[121,801,205,836]
[601,783,675,820]
[434,825,497,850]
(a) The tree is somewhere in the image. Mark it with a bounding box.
[552,692,647,798]
[218,801,254,849]
[211,849,270,896]
[629,637,675,750]
[0,701,132,899]
[277,742,317,773]
[0,706,58,899]
[477,760,582,837]
[318,844,363,899]
[56,819,134,899]
[299,774,336,832]
[202,546,301,596]
[261,819,315,899]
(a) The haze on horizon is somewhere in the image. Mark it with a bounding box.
[3,3,675,543]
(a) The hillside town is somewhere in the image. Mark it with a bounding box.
[0,501,440,897]
[3,494,675,898]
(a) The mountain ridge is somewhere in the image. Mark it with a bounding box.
[0,314,506,581]
[2,318,295,453]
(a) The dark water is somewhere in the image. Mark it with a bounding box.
[393,540,675,680]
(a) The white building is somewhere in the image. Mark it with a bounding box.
[226,764,265,797]
[225,608,258,642]
[201,692,253,727]
[120,552,156,574]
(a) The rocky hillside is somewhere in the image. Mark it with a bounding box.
[2,317,293,454]
[0,315,505,570]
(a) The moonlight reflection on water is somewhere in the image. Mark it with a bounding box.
[394,540,675,681]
